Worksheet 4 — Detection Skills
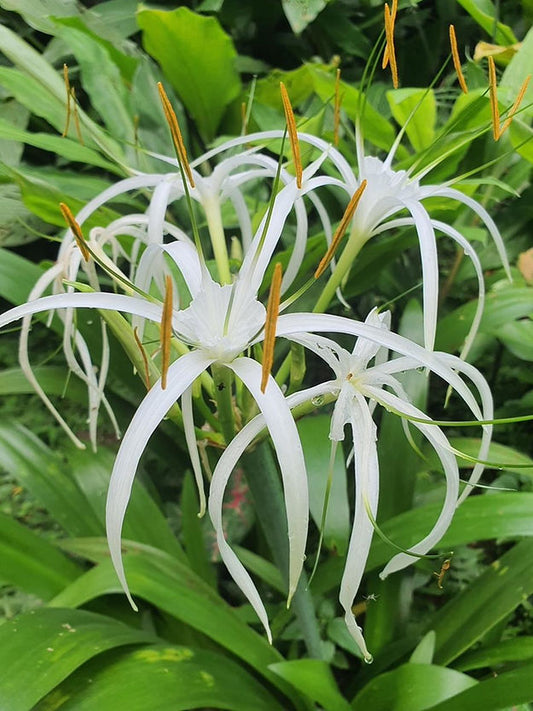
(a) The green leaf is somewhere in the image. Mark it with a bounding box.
[0,246,44,304]
[298,414,350,554]
[269,660,352,711]
[387,89,436,152]
[425,661,533,711]
[0,607,154,711]
[501,26,533,112]
[180,470,216,584]
[0,366,86,401]
[0,184,53,247]
[281,0,328,34]
[0,116,119,172]
[455,637,533,671]
[0,423,103,537]
[366,493,533,573]
[425,437,533,478]
[409,631,436,664]
[497,319,533,360]
[49,547,296,697]
[137,6,241,142]
[352,663,476,711]
[65,447,187,563]
[431,540,533,665]
[38,643,286,711]
[0,511,81,599]
[456,0,517,45]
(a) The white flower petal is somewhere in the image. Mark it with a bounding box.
[227,357,309,602]
[106,350,213,609]
[182,384,206,516]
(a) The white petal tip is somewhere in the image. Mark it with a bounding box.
[127,594,139,613]
[363,652,374,664]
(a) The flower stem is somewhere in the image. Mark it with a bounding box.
[211,363,235,444]
[243,441,323,659]
[314,228,367,313]
[205,197,232,285]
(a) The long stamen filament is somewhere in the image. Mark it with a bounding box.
[449,25,468,94]
[133,326,151,390]
[59,202,90,261]
[261,262,283,393]
[161,275,173,390]
[315,180,368,279]
[280,82,303,189]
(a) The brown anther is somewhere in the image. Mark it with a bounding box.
[488,56,500,140]
[62,64,71,138]
[315,179,368,279]
[499,74,531,138]
[333,68,342,146]
[449,25,468,94]
[161,275,173,390]
[383,2,399,89]
[59,202,89,261]
[261,262,283,393]
[157,82,195,188]
[241,101,248,136]
[346,372,353,380]
[382,0,398,87]
[280,82,303,189]
[133,327,151,391]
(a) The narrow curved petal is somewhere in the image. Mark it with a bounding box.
[162,241,204,298]
[182,384,206,516]
[339,393,378,662]
[365,386,459,579]
[0,292,164,331]
[208,380,335,641]
[227,357,309,603]
[106,350,213,609]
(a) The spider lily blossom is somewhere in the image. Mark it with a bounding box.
[16,130,340,448]
[208,308,493,660]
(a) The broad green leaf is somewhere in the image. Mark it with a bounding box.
[38,643,285,711]
[0,184,53,247]
[425,661,533,711]
[0,607,154,711]
[436,286,533,354]
[425,437,533,478]
[431,540,533,664]
[0,246,44,305]
[497,319,533,360]
[0,511,80,599]
[137,7,241,141]
[0,423,103,537]
[409,631,436,664]
[269,660,352,711]
[281,0,328,34]
[456,0,517,45]
[234,546,285,593]
[49,547,296,697]
[65,447,187,563]
[0,100,28,166]
[501,26,533,112]
[367,493,533,572]
[455,637,533,671]
[387,89,436,152]
[298,415,349,554]
[352,663,476,711]
[0,366,86,401]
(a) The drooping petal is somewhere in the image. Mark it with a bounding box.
[339,392,378,662]
[208,379,335,641]
[106,350,213,609]
[182,384,206,516]
[365,385,459,579]
[227,357,309,603]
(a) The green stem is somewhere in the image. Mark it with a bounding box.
[314,229,367,313]
[205,197,232,285]
[243,442,323,659]
[211,363,235,445]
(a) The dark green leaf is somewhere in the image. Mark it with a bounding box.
[0,607,154,711]
[269,659,352,711]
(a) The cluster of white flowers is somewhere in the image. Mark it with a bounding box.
[0,123,501,662]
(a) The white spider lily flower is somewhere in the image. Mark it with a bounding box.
[209,308,493,660]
